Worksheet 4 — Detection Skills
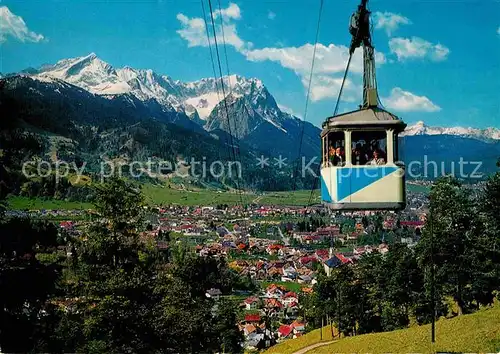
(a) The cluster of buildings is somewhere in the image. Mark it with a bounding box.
[238,284,307,350]
[24,190,431,351]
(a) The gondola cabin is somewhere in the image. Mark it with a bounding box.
[320,0,407,211]
[320,108,406,210]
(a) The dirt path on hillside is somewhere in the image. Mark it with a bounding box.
[291,340,337,354]
[252,195,263,204]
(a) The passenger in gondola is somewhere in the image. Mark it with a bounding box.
[352,143,367,165]
[334,147,345,166]
[328,145,336,165]
[367,149,386,165]
[369,140,379,155]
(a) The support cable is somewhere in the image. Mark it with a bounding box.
[216,0,250,206]
[305,36,354,210]
[291,0,324,195]
[332,53,353,117]
[201,0,222,101]
[216,0,232,93]
[207,0,244,205]
[200,0,224,161]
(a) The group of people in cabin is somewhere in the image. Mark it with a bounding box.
[326,141,386,166]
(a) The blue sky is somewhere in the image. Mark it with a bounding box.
[1,0,499,128]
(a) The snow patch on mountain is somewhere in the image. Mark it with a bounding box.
[184,91,244,120]
[37,53,130,95]
[402,121,500,141]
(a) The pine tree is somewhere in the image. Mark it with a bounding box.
[0,218,61,352]
[417,176,475,315]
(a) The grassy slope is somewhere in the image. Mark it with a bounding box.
[142,185,320,207]
[407,183,430,194]
[7,196,93,210]
[6,186,322,210]
[258,190,321,206]
[264,326,338,354]
[141,184,246,206]
[265,305,500,354]
[6,180,426,210]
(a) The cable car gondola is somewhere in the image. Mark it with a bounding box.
[320,0,406,211]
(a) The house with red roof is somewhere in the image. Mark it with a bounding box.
[335,253,351,265]
[355,222,364,231]
[315,226,340,240]
[300,256,317,265]
[384,220,394,230]
[243,324,257,336]
[244,314,261,324]
[282,291,299,307]
[265,298,283,309]
[315,249,329,261]
[290,320,305,334]
[266,244,284,255]
[255,207,271,216]
[302,235,322,244]
[265,284,287,298]
[378,243,389,254]
[59,221,74,230]
[265,298,285,318]
[277,324,293,339]
[244,297,259,310]
[401,220,425,228]
[302,287,313,294]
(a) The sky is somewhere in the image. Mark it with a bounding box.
[1,0,499,129]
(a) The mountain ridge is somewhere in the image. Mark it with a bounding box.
[8,53,499,144]
[2,53,499,178]
[402,120,500,142]
[1,74,499,192]
[17,53,322,157]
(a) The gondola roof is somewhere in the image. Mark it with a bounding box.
[322,106,406,133]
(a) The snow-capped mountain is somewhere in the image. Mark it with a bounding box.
[182,75,272,126]
[3,60,500,178]
[16,53,498,155]
[18,53,319,157]
[31,53,281,126]
[35,53,183,111]
[402,121,500,142]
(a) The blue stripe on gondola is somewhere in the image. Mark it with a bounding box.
[321,175,332,202]
[337,166,398,201]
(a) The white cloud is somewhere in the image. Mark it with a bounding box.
[245,43,386,75]
[268,11,276,20]
[244,43,385,102]
[176,4,385,103]
[383,87,441,112]
[373,11,411,36]
[220,23,247,50]
[176,14,208,47]
[176,4,246,50]
[0,6,45,43]
[497,26,500,35]
[214,2,241,21]
[302,74,360,102]
[245,43,357,75]
[389,36,450,61]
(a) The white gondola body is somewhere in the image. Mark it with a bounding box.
[320,108,406,211]
[320,164,405,210]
